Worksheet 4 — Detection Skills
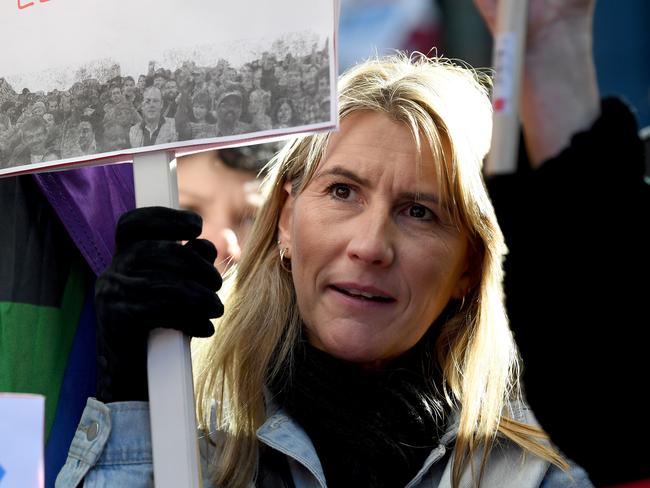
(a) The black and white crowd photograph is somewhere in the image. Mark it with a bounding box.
[0,0,336,172]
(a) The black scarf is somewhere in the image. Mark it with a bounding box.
[267,333,448,488]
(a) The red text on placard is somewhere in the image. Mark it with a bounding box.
[18,0,50,10]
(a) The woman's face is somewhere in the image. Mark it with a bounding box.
[276,102,292,124]
[278,111,470,368]
[193,103,208,121]
[178,153,261,274]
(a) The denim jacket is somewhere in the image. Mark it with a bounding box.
[56,398,593,487]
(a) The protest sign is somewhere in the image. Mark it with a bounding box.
[485,0,528,175]
[0,0,338,176]
[0,393,45,488]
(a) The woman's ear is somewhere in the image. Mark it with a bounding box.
[451,272,472,300]
[451,246,480,300]
[277,182,294,257]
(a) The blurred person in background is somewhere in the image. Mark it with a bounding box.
[177,142,276,274]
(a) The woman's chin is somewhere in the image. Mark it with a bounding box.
[309,337,394,370]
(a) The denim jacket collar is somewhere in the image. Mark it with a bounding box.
[255,402,460,488]
[255,401,550,488]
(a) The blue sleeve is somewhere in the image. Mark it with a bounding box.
[55,398,153,488]
[540,463,594,488]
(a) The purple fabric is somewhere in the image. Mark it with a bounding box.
[33,163,135,276]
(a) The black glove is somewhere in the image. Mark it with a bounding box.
[95,206,224,403]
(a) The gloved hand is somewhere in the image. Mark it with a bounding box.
[95,206,223,403]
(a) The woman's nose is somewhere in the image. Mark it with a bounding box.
[346,207,394,267]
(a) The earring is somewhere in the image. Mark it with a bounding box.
[278,240,292,273]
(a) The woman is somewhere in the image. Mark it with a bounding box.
[196,55,586,488]
[189,90,217,139]
[175,89,217,141]
[56,53,591,488]
[272,97,298,128]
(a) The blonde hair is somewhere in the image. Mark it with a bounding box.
[194,54,566,487]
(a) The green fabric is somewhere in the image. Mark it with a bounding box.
[0,258,89,440]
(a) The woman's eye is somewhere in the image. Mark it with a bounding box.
[328,183,354,201]
[405,203,434,221]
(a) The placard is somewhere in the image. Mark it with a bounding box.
[0,0,338,176]
[0,393,45,488]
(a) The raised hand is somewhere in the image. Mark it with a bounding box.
[474,0,599,165]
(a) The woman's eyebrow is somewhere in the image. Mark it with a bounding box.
[314,165,370,186]
[398,191,440,206]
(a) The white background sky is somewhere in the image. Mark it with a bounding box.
[2,0,335,92]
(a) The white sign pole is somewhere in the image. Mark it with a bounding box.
[485,0,528,175]
[132,151,202,488]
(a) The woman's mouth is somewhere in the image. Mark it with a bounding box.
[329,285,395,303]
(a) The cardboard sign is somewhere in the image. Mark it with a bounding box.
[0,393,45,488]
[0,0,338,176]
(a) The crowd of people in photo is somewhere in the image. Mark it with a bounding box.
[0,42,331,169]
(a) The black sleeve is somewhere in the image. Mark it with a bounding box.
[487,98,650,486]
